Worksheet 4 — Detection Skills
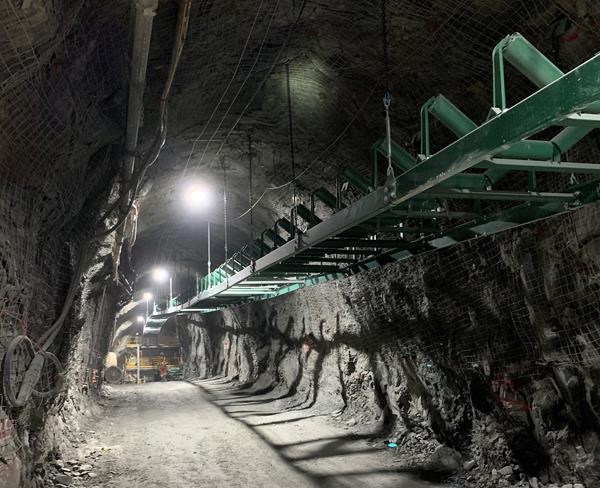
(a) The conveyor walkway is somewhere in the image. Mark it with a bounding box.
[159,34,600,315]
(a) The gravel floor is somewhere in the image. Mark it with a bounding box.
[69,380,451,488]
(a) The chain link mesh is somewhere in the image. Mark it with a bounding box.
[0,1,127,451]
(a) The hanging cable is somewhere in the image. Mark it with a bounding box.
[381,0,396,201]
[211,0,308,177]
[381,0,390,91]
[200,0,312,224]
[97,0,192,237]
[222,156,229,268]
[89,284,107,372]
[147,0,279,268]
[184,0,268,169]
[229,0,459,222]
[286,61,298,236]
[383,103,396,207]
[247,133,255,243]
[248,133,256,270]
[231,82,378,221]
[384,91,394,179]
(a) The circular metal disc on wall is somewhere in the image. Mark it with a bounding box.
[105,366,123,384]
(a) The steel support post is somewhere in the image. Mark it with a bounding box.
[166,46,600,312]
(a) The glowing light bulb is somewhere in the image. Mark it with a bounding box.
[183,183,212,210]
[152,267,169,283]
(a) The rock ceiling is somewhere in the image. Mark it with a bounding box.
[132,0,599,274]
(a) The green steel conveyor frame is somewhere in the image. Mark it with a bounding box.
[155,33,600,316]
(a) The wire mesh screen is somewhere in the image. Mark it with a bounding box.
[0,1,126,339]
[0,0,599,464]
[0,0,127,457]
[317,199,600,415]
[201,201,600,433]
[141,0,600,270]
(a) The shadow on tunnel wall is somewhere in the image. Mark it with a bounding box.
[177,202,600,486]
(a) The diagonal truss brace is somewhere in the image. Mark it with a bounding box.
[168,50,600,312]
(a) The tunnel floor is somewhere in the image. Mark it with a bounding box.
[70,380,452,487]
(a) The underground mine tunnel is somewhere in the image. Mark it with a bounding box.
[1,0,600,487]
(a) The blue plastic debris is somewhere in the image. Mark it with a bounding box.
[386,442,397,448]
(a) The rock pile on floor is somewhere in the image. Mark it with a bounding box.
[461,462,588,488]
[333,409,588,488]
[36,447,104,487]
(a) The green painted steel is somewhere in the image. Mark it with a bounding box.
[559,113,600,127]
[429,95,476,137]
[393,51,600,201]
[552,126,592,154]
[153,34,600,316]
[342,167,373,193]
[497,141,556,161]
[312,188,339,209]
[497,33,563,107]
[421,95,477,156]
[490,32,598,176]
[373,137,416,171]
[297,203,321,225]
[418,93,555,189]
[143,316,175,335]
[424,189,576,202]
[480,158,600,174]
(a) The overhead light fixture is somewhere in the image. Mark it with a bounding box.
[136,316,145,323]
[152,267,169,283]
[183,182,213,211]
[142,292,153,301]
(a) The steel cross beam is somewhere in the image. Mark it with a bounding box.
[314,238,423,249]
[300,248,383,256]
[481,158,600,174]
[166,49,600,313]
[423,189,577,202]
[392,54,600,201]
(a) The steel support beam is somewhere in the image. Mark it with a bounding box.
[559,113,600,128]
[424,188,577,202]
[373,137,416,171]
[480,158,600,174]
[286,256,357,264]
[393,52,600,200]
[387,209,478,220]
[299,248,380,256]
[165,47,600,313]
[220,290,277,296]
[314,239,404,248]
[243,279,305,285]
[264,264,340,274]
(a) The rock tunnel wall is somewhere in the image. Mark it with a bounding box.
[0,234,120,488]
[0,2,127,486]
[178,202,600,487]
